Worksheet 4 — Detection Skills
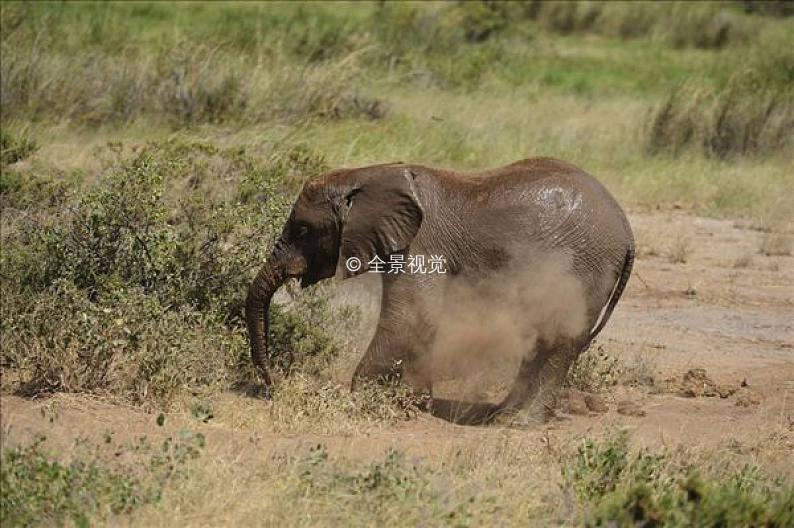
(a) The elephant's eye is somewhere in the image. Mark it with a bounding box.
[296,225,310,239]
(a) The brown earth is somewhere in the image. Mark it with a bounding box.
[2,211,793,462]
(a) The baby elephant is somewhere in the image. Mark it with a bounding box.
[246,158,634,424]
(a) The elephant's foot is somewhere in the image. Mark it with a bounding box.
[489,401,556,427]
[430,399,500,425]
[488,408,522,427]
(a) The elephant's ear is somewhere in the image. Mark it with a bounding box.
[337,168,423,279]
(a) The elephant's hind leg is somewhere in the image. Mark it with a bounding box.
[496,334,588,425]
[494,340,554,422]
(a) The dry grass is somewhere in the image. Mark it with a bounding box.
[6,409,785,527]
[619,349,659,389]
[733,252,754,269]
[122,429,560,527]
[669,229,693,264]
[634,224,695,264]
[646,63,794,160]
[1,45,372,127]
[760,232,793,257]
[209,380,420,436]
[757,198,794,256]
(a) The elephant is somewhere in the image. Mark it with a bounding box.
[245,157,634,424]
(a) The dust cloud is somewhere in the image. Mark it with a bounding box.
[427,250,589,403]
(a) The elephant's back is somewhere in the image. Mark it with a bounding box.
[422,157,633,280]
[468,157,633,305]
[514,159,633,311]
[459,157,629,233]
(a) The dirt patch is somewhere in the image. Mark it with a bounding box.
[584,394,609,413]
[558,389,610,416]
[558,388,589,415]
[665,368,739,398]
[617,399,647,417]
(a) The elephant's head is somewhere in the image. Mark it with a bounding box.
[245,164,424,389]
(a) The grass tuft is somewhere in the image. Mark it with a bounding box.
[565,344,623,393]
[647,55,794,159]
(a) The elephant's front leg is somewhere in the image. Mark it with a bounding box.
[351,273,439,404]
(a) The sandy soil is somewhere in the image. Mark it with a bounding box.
[2,212,793,461]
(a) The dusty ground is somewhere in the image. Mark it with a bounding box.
[2,211,793,463]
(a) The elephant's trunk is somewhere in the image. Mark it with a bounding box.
[245,246,294,391]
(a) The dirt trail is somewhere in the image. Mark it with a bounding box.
[2,212,793,459]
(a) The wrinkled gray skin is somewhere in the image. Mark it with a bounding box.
[246,158,634,424]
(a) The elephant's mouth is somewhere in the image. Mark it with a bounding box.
[300,256,338,289]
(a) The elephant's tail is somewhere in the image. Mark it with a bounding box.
[587,246,634,344]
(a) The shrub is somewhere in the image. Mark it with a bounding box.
[0,165,81,211]
[0,430,204,527]
[3,140,315,312]
[742,0,794,17]
[285,8,359,62]
[368,2,511,89]
[647,59,794,159]
[1,281,245,405]
[561,430,794,526]
[667,3,752,49]
[0,140,354,407]
[521,1,604,35]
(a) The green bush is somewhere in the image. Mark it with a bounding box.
[1,281,245,404]
[562,431,794,526]
[0,140,354,406]
[1,430,204,527]
[4,143,280,314]
[0,165,81,210]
